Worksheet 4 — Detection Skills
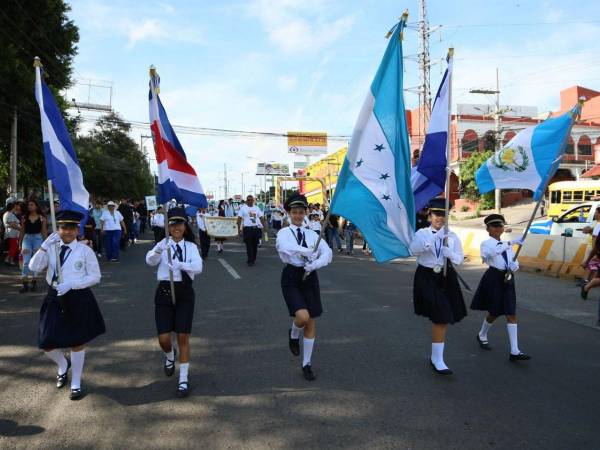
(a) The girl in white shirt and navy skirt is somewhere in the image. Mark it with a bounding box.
[29,210,105,400]
[146,207,203,398]
[276,194,332,381]
[409,198,466,375]
[470,214,531,361]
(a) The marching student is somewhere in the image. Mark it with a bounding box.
[308,213,322,233]
[196,208,211,259]
[29,210,105,400]
[276,194,332,381]
[146,206,203,398]
[151,206,166,244]
[237,195,265,267]
[409,198,467,375]
[471,214,531,361]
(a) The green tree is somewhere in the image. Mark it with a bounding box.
[0,0,79,199]
[75,113,153,201]
[459,150,495,209]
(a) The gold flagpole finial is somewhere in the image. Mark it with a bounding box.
[149,64,160,94]
[386,10,409,39]
[578,96,586,106]
[448,47,455,58]
[33,56,42,68]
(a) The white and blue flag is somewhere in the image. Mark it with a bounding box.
[411,53,453,211]
[330,17,414,263]
[35,62,89,216]
[476,101,583,200]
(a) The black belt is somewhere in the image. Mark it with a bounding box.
[286,264,304,270]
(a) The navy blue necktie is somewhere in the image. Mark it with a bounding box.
[297,228,307,248]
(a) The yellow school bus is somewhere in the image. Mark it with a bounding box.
[548,180,600,217]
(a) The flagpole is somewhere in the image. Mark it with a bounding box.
[149,65,176,305]
[513,96,585,261]
[303,180,332,281]
[443,48,454,276]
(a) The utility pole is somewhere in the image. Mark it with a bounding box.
[418,0,432,151]
[469,68,510,213]
[9,108,17,196]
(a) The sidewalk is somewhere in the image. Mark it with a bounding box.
[450,199,545,231]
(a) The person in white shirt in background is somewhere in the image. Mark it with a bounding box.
[150,206,166,244]
[29,210,105,401]
[276,194,332,381]
[237,195,265,267]
[146,206,203,398]
[196,208,211,259]
[100,201,127,262]
[409,197,466,375]
[470,214,530,362]
[308,213,322,233]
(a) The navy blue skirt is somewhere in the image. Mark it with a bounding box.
[413,264,467,324]
[154,281,195,334]
[470,267,517,316]
[281,265,322,318]
[38,286,106,349]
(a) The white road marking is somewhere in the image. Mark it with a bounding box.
[218,258,241,280]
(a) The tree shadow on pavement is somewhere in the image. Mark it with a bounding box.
[0,419,44,437]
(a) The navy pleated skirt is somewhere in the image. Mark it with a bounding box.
[38,286,106,349]
[281,264,322,318]
[470,267,517,316]
[413,264,467,324]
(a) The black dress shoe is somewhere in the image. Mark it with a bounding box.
[581,285,589,300]
[56,357,71,388]
[69,388,84,400]
[176,382,189,398]
[476,334,491,350]
[430,360,453,375]
[302,364,316,381]
[509,352,531,361]
[164,348,177,377]
[288,329,300,356]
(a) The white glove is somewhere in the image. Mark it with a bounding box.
[306,251,319,262]
[495,242,510,254]
[298,247,314,258]
[434,231,448,241]
[155,239,169,252]
[56,281,73,296]
[304,261,317,273]
[509,261,519,272]
[168,260,183,271]
[509,237,524,246]
[41,232,61,251]
[442,246,453,258]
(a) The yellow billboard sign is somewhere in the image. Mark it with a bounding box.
[287,131,328,156]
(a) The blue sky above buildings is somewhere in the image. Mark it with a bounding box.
[66,0,600,198]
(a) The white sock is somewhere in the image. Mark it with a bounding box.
[290,322,304,339]
[70,350,85,390]
[165,349,175,365]
[479,319,493,341]
[179,362,189,384]
[431,343,449,371]
[303,338,315,367]
[507,323,520,355]
[46,349,68,375]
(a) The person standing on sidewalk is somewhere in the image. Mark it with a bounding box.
[3,200,20,266]
[151,206,166,243]
[341,218,356,255]
[237,195,265,266]
[29,210,105,400]
[90,201,104,257]
[146,207,203,398]
[470,214,531,362]
[100,201,127,262]
[325,213,343,253]
[19,199,48,293]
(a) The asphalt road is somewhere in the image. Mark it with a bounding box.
[0,233,599,450]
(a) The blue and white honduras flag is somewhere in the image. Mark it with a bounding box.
[411,53,453,211]
[331,18,414,263]
[35,62,89,216]
[476,101,583,200]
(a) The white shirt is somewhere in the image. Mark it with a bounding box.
[29,239,101,288]
[593,223,600,237]
[146,238,203,281]
[238,205,264,228]
[151,213,165,228]
[100,210,124,231]
[480,237,519,272]
[224,203,235,217]
[196,212,207,232]
[309,221,322,232]
[409,226,464,268]
[276,224,332,269]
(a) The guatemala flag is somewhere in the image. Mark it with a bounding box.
[148,69,208,208]
[411,52,453,211]
[331,16,415,263]
[476,100,583,200]
[34,61,89,217]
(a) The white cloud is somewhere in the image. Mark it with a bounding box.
[276,75,298,91]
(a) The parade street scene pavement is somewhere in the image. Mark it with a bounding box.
[1,235,599,450]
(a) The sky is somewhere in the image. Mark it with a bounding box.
[65,0,600,199]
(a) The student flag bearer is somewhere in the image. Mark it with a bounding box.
[33,57,104,400]
[330,12,415,263]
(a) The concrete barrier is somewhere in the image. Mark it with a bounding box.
[452,226,590,279]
